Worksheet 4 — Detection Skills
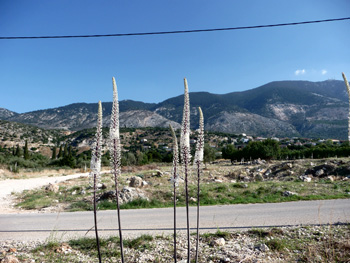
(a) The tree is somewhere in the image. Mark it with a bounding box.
[243,139,280,160]
[58,145,63,158]
[204,144,216,164]
[23,140,29,160]
[243,141,266,160]
[68,145,73,156]
[262,139,281,160]
[15,145,22,157]
[222,144,237,164]
[136,151,148,165]
[63,144,68,157]
[51,146,57,159]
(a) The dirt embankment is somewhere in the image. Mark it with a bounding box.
[0,171,91,214]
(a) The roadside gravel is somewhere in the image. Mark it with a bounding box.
[1,224,349,262]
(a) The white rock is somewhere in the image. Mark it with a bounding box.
[315,169,324,176]
[255,243,269,252]
[283,191,298,197]
[129,176,143,188]
[45,183,59,193]
[211,238,225,246]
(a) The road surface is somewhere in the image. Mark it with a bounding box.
[1,199,349,241]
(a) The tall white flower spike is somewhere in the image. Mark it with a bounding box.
[194,107,204,165]
[90,101,103,185]
[109,77,121,176]
[180,78,190,163]
[342,72,350,143]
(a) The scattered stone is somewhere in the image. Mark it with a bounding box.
[315,169,324,177]
[299,175,312,182]
[1,255,19,263]
[98,190,116,201]
[129,176,143,188]
[243,176,250,182]
[107,242,118,250]
[255,158,266,164]
[119,187,148,204]
[288,170,294,176]
[255,243,269,252]
[190,197,197,202]
[283,191,298,197]
[214,179,223,183]
[326,175,335,182]
[155,170,163,177]
[256,173,264,181]
[211,238,226,247]
[238,172,247,181]
[0,224,348,263]
[7,248,16,253]
[55,243,72,254]
[45,183,59,193]
[97,183,107,189]
[282,163,293,170]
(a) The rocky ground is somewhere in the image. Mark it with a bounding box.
[2,158,350,214]
[1,159,350,262]
[1,224,350,263]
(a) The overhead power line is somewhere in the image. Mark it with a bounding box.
[1,17,349,40]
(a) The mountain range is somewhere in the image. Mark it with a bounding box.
[1,80,348,139]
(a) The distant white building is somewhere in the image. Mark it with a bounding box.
[241,138,249,143]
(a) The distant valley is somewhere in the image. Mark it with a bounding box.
[1,80,348,139]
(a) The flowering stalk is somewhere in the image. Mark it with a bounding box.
[342,72,350,144]
[170,124,179,263]
[109,77,125,262]
[180,78,191,262]
[90,101,103,263]
[194,107,204,263]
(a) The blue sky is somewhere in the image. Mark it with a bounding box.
[1,0,349,113]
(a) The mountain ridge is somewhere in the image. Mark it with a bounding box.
[1,79,348,139]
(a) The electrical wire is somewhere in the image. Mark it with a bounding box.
[1,17,349,40]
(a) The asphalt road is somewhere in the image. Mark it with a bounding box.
[1,199,349,241]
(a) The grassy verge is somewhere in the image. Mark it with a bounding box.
[245,224,350,262]
[15,177,350,211]
[3,224,349,262]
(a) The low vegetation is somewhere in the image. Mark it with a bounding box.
[14,161,350,212]
[2,224,349,262]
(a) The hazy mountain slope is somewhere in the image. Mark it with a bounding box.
[154,80,348,138]
[2,80,348,139]
[206,111,300,138]
[0,108,18,119]
[0,119,62,147]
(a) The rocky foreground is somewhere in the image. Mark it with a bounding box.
[1,224,349,263]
